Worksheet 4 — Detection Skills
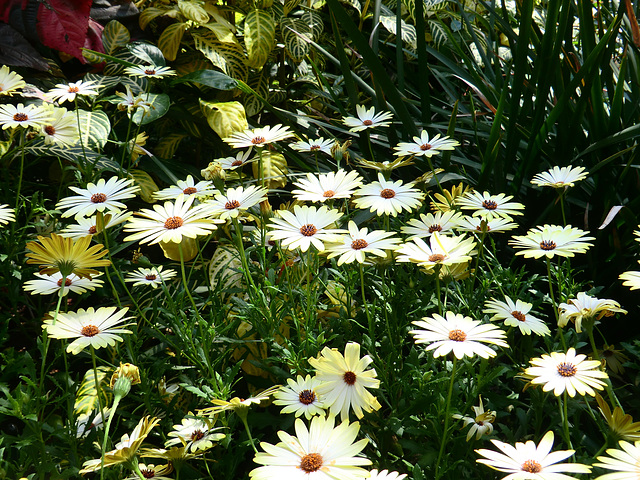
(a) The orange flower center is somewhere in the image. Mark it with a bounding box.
[428,253,446,262]
[521,460,542,473]
[380,188,396,199]
[191,429,205,441]
[231,160,243,166]
[81,325,100,337]
[252,136,266,144]
[300,453,323,473]
[323,190,335,198]
[299,224,317,236]
[298,389,316,405]
[482,200,498,210]
[91,193,107,203]
[141,468,156,478]
[88,226,97,234]
[145,274,157,281]
[557,362,577,377]
[145,69,156,75]
[44,125,56,135]
[540,240,557,250]
[225,200,241,209]
[310,145,321,150]
[511,311,526,321]
[57,278,72,287]
[183,187,197,195]
[68,86,80,93]
[362,119,373,126]
[429,224,442,233]
[420,143,432,151]
[343,371,357,385]
[448,329,467,342]
[164,216,184,229]
[351,239,368,250]
[13,113,28,122]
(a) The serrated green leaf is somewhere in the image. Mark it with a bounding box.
[252,151,288,189]
[156,133,188,159]
[193,32,248,81]
[200,100,248,139]
[128,42,166,66]
[281,19,312,61]
[159,22,188,61]
[74,367,112,416]
[172,69,238,90]
[129,169,159,203]
[76,110,111,149]
[132,93,171,125]
[178,0,209,23]
[103,20,130,55]
[244,9,276,69]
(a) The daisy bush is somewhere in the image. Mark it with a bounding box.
[1,2,639,480]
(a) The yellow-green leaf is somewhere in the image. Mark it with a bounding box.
[178,0,209,23]
[159,22,188,61]
[200,22,237,43]
[283,0,301,15]
[74,367,112,416]
[281,18,312,62]
[244,69,269,117]
[140,7,171,30]
[193,32,248,81]
[244,9,276,69]
[103,20,130,55]
[200,100,248,139]
[76,110,111,149]
[156,133,188,159]
[252,151,288,189]
[129,169,159,203]
[209,245,243,302]
[301,10,324,40]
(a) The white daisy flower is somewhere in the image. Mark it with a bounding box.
[308,342,381,421]
[267,205,345,252]
[343,105,393,132]
[620,266,640,291]
[216,149,256,170]
[60,211,133,239]
[48,80,99,104]
[292,169,363,202]
[368,470,408,480]
[531,166,588,188]
[290,137,335,154]
[396,232,476,270]
[352,173,424,217]
[116,85,153,113]
[0,65,26,96]
[125,266,177,288]
[594,440,640,480]
[123,194,224,245]
[325,221,400,265]
[558,292,627,333]
[524,347,609,397]
[410,311,508,359]
[0,103,51,130]
[0,204,16,225]
[154,175,218,201]
[165,415,225,452]
[401,211,463,239]
[224,124,294,149]
[273,374,326,419]
[455,215,518,234]
[250,415,371,480]
[43,306,133,355]
[124,65,177,78]
[484,297,550,336]
[40,107,79,145]
[56,177,140,219]
[206,185,268,220]
[457,191,525,221]
[23,271,104,296]
[509,224,595,259]
[475,431,592,479]
[453,396,496,441]
[393,130,459,158]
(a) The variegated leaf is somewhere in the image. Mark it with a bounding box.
[252,151,288,189]
[380,14,417,49]
[243,69,270,117]
[26,142,120,171]
[301,10,324,40]
[429,20,449,49]
[83,73,121,90]
[128,42,166,66]
[244,9,276,69]
[156,133,188,159]
[174,51,213,76]
[159,22,188,61]
[180,104,205,138]
[74,367,112,416]
[281,18,312,62]
[103,20,130,55]
[76,110,111,149]
[200,22,237,43]
[209,245,243,301]
[178,0,210,23]
[140,6,172,30]
[200,100,248,139]
[193,32,248,81]
[338,0,361,13]
[283,0,301,15]
[129,169,159,203]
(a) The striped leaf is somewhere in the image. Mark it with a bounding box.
[283,0,301,15]
[200,100,248,139]
[243,69,270,117]
[178,0,209,23]
[338,0,361,13]
[103,20,130,55]
[174,51,214,76]
[301,10,324,40]
[83,73,121,90]
[76,110,111,150]
[281,18,312,62]
[180,104,205,138]
[193,32,248,81]
[209,245,243,302]
[156,133,188,159]
[131,93,171,125]
[380,14,417,49]
[74,367,112,416]
[129,169,159,203]
[128,42,166,66]
[244,9,276,69]
[158,22,188,61]
[200,22,236,43]
[252,151,288,189]
[26,142,120,171]
[139,6,173,30]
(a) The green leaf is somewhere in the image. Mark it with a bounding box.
[252,151,288,189]
[156,133,188,159]
[158,22,188,61]
[301,10,324,40]
[74,367,112,416]
[283,0,301,15]
[128,42,166,66]
[83,73,122,90]
[26,141,120,171]
[172,69,238,90]
[76,110,111,149]
[281,18,312,62]
[139,6,172,30]
[244,9,276,69]
[129,169,159,203]
[193,32,248,81]
[178,0,209,23]
[243,69,270,117]
[103,20,130,55]
[200,100,248,139]
[381,14,417,49]
[132,93,171,125]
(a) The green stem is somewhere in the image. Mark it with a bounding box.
[240,415,258,454]
[559,190,567,226]
[546,258,566,350]
[179,242,199,316]
[38,278,67,394]
[558,392,573,449]
[434,265,443,315]
[14,130,26,212]
[91,346,109,480]
[232,217,258,292]
[359,264,374,342]
[435,357,458,480]
[130,458,146,480]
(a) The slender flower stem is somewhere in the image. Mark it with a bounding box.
[129,458,146,480]
[90,346,109,480]
[434,264,443,315]
[240,414,258,454]
[545,258,566,350]
[179,242,199,316]
[14,129,26,212]
[435,357,458,480]
[558,392,573,450]
[558,190,567,226]
[359,264,374,342]
[38,278,67,394]
[231,217,258,292]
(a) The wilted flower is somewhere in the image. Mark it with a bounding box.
[558,292,627,333]
[453,396,496,441]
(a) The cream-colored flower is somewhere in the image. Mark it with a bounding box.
[40,107,79,145]
[224,124,294,148]
[455,216,518,234]
[531,166,588,188]
[56,177,140,219]
[0,65,26,96]
[396,232,476,270]
[0,103,51,130]
[401,211,463,239]
[124,65,176,78]
[292,169,363,202]
[325,221,400,265]
[0,204,16,225]
[206,185,268,220]
[558,292,627,333]
[273,375,326,419]
[352,173,424,217]
[59,211,133,239]
[453,396,496,441]
[48,80,99,103]
[509,225,595,259]
[594,440,640,480]
[166,414,225,452]
[457,191,525,221]
[393,130,459,157]
[23,271,103,296]
[154,175,218,201]
[484,297,550,336]
[125,266,177,288]
[290,137,335,154]
[343,105,393,132]
[267,205,345,252]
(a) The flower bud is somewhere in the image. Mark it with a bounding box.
[110,363,141,398]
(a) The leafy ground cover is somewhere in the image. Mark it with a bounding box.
[1,0,640,479]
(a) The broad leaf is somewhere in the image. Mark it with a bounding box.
[301,10,324,40]
[178,0,209,23]
[36,0,95,62]
[200,22,237,43]
[128,42,166,66]
[172,69,238,90]
[252,151,288,189]
[26,142,120,171]
[244,69,270,117]
[200,100,248,139]
[131,93,171,125]
[281,18,312,62]
[156,133,188,159]
[83,73,122,90]
[103,20,130,55]
[74,367,112,415]
[76,110,111,149]
[193,32,248,81]
[244,9,276,69]
[139,6,172,30]
[158,22,188,61]
[129,169,159,203]
[381,14,417,49]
